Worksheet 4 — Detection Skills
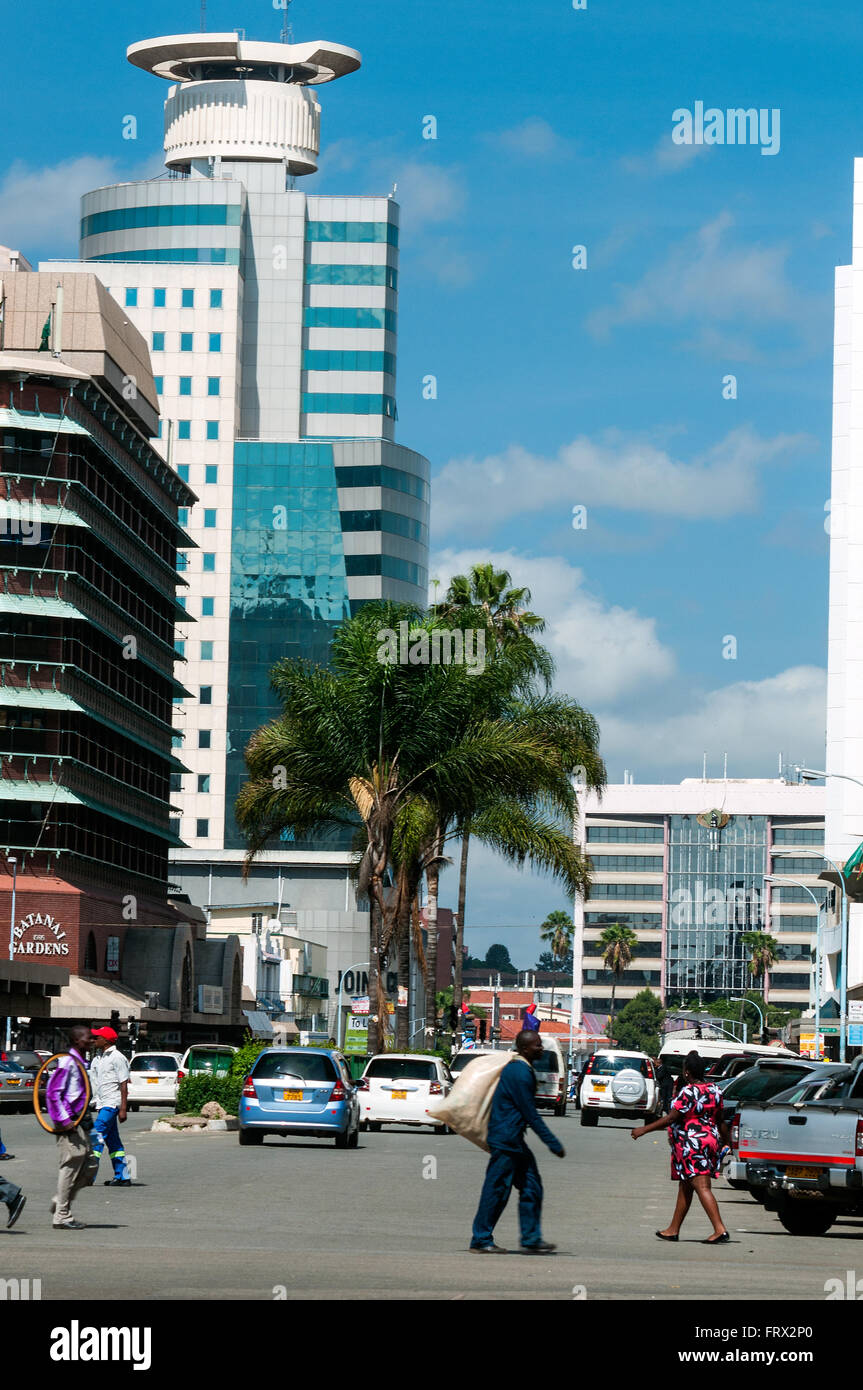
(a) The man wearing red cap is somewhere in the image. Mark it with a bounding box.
[89,1028,131,1186]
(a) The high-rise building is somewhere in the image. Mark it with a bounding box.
[574,778,826,1026]
[46,31,431,1024]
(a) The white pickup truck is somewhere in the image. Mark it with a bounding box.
[728,1060,863,1235]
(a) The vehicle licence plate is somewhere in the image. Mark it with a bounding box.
[283,1089,303,1101]
[593,1082,607,1091]
[392,1090,407,1100]
[6,1079,20,1086]
[786,1165,822,1179]
[147,1078,160,1085]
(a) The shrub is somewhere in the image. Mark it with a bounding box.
[229,1035,268,1081]
[175,1072,244,1117]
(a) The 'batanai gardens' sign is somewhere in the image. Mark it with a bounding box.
[13,912,70,957]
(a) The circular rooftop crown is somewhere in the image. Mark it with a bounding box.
[127,33,361,86]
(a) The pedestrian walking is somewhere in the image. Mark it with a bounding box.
[0,1125,13,1161]
[88,1027,131,1186]
[46,1025,98,1230]
[654,1056,674,1114]
[631,1050,729,1245]
[470,1029,565,1255]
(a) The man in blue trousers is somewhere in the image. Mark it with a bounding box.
[470,1029,565,1255]
[88,1027,131,1186]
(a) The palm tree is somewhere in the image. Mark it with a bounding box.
[598,923,638,1029]
[538,909,574,1014]
[741,931,779,1032]
[236,601,597,1054]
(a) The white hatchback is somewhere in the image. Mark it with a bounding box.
[579,1050,659,1126]
[127,1052,183,1109]
[357,1054,453,1133]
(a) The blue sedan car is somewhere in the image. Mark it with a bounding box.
[238,1047,360,1148]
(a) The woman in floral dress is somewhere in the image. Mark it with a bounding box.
[631,1051,729,1244]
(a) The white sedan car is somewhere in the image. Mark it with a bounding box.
[579,1050,660,1126]
[357,1054,453,1133]
[127,1052,183,1109]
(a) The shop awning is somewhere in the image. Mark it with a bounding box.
[242,1009,274,1038]
[50,975,178,1022]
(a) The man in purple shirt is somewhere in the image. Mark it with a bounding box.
[46,1025,98,1230]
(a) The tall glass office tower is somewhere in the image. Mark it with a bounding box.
[46,30,430,994]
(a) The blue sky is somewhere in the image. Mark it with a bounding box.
[1,0,857,963]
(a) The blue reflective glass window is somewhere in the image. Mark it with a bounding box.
[202,553,215,572]
[201,640,214,659]
[125,288,137,307]
[209,333,221,352]
[204,509,217,528]
[206,421,219,441]
[179,377,192,395]
[207,377,220,396]
[154,376,164,394]
[210,289,222,308]
[303,350,396,375]
[302,393,397,416]
[180,332,193,351]
[89,249,241,265]
[182,289,194,308]
[152,331,165,351]
[303,306,397,333]
[305,221,397,245]
[178,508,189,525]
[205,464,218,483]
[201,597,214,616]
[178,420,191,440]
[304,264,396,288]
[154,288,166,307]
[177,464,190,482]
[196,819,209,838]
[175,639,185,656]
[198,775,210,793]
[154,421,163,440]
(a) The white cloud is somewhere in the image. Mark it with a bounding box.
[599,665,827,782]
[431,425,810,539]
[586,211,826,353]
[0,155,163,258]
[621,134,710,175]
[430,548,676,707]
[483,118,573,161]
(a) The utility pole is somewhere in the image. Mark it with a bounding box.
[200,0,206,32]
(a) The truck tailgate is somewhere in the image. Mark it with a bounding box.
[739,1103,858,1169]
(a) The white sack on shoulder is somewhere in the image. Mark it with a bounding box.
[427,1051,518,1152]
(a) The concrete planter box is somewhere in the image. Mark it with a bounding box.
[152,1114,239,1133]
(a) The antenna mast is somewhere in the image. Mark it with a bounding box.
[281,0,293,43]
[200,1,206,32]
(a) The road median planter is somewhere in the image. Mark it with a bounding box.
[152,1113,239,1133]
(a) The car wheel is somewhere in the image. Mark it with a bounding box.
[554,1101,567,1118]
[580,1109,598,1127]
[434,1124,448,1136]
[726,1178,749,1191]
[777,1199,837,1237]
[334,1128,350,1148]
[238,1128,264,1146]
[129,1102,140,1113]
[349,1122,359,1148]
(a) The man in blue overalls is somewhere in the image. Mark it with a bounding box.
[470,1029,565,1254]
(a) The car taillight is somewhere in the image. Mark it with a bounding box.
[429,1081,443,1095]
[330,1080,346,1101]
[856,1117,863,1158]
[242,1076,257,1099]
[731,1116,740,1152]
[177,1070,185,1082]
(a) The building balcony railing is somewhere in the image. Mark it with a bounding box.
[293,974,329,999]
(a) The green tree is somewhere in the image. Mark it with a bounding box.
[485,943,515,974]
[611,989,666,1057]
[598,922,639,1023]
[536,950,574,974]
[538,908,573,1011]
[741,931,780,1035]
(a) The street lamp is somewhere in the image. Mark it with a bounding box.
[772,846,849,1061]
[5,858,16,1052]
[731,995,765,1043]
[765,873,825,1059]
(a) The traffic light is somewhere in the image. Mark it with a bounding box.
[479,1019,487,1042]
[448,1005,458,1030]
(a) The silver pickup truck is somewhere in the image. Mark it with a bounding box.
[728,1060,863,1235]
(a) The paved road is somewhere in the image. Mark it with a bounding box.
[0,1106,859,1300]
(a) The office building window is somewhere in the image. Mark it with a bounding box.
[586,825,664,843]
[178,420,191,440]
[169,773,183,792]
[201,640,213,659]
[199,730,211,749]
[205,464,218,483]
[200,686,212,705]
[179,376,192,395]
[196,819,209,838]
[154,421,162,439]
[210,289,222,308]
[206,421,219,441]
[203,509,216,527]
[177,596,186,610]
[154,288,166,307]
[198,774,210,793]
[209,333,221,352]
[180,332,193,352]
[152,331,165,351]
[125,287,138,306]
[178,508,189,526]
[177,464,190,482]
[182,289,194,307]
[202,553,215,572]
[201,596,214,616]
[588,855,664,872]
[772,826,824,845]
[154,376,164,394]
[175,640,185,656]
[588,883,664,899]
[171,735,183,748]
[207,377,220,396]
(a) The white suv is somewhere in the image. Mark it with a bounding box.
[579,1050,659,1126]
